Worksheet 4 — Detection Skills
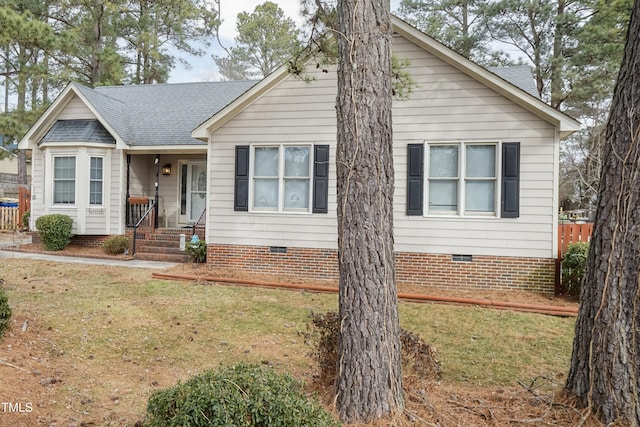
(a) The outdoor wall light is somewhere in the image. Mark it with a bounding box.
[162,164,172,175]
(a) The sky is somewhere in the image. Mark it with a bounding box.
[169,0,402,82]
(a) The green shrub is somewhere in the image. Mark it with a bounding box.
[35,214,74,251]
[21,209,30,230]
[144,363,339,427]
[303,311,441,388]
[102,235,131,255]
[0,284,11,340]
[185,234,207,263]
[562,241,590,296]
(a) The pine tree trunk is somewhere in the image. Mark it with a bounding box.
[565,2,640,425]
[334,0,404,423]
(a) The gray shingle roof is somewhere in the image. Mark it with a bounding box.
[41,119,115,144]
[488,66,539,98]
[71,80,257,146]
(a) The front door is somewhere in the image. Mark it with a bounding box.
[179,161,207,225]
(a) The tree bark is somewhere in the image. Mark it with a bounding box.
[334,0,404,423]
[565,1,640,425]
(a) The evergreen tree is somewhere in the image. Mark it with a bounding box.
[214,1,302,80]
[566,1,640,424]
[334,0,404,422]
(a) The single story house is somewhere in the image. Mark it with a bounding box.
[19,16,579,294]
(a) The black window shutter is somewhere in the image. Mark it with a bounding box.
[501,142,520,218]
[234,145,249,211]
[313,145,329,213]
[407,143,424,215]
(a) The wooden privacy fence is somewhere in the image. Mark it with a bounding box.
[558,222,594,259]
[0,206,19,231]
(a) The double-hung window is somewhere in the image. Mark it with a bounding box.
[407,141,519,218]
[252,145,311,212]
[427,142,497,216]
[89,157,104,205]
[53,156,76,205]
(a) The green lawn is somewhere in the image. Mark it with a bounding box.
[0,258,576,424]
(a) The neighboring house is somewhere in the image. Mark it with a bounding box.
[19,17,579,294]
[1,143,31,199]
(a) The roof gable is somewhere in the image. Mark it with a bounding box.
[193,16,579,139]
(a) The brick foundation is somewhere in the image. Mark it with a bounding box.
[70,235,113,248]
[395,252,555,295]
[207,244,339,282]
[206,244,556,295]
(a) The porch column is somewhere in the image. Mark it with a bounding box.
[154,154,159,228]
[126,154,131,226]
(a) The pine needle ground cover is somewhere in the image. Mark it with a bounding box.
[0,259,576,426]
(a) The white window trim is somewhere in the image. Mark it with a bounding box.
[88,156,105,206]
[424,140,502,218]
[249,143,313,214]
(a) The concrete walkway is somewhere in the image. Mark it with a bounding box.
[0,249,178,269]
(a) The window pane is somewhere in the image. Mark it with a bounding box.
[90,157,103,180]
[284,147,310,177]
[284,178,309,210]
[54,181,75,204]
[54,156,76,179]
[429,146,458,177]
[253,178,278,209]
[465,181,495,212]
[90,181,102,205]
[466,145,496,177]
[429,180,457,211]
[254,147,278,176]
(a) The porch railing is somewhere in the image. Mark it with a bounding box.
[127,197,154,227]
[192,208,206,238]
[131,199,156,255]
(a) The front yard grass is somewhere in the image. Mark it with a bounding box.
[0,259,575,425]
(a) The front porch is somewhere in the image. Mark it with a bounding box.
[124,152,207,263]
[125,153,208,230]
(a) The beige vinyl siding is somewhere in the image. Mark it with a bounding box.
[57,96,95,120]
[128,155,153,197]
[392,35,557,258]
[208,66,338,249]
[207,33,559,259]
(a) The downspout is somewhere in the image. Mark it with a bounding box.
[154,154,159,229]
